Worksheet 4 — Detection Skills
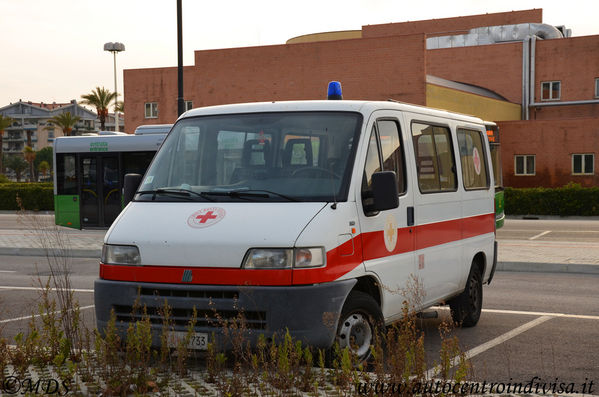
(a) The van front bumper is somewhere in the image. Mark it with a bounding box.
[94,278,356,349]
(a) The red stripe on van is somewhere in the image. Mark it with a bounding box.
[99,264,293,286]
[362,213,494,261]
[99,213,494,287]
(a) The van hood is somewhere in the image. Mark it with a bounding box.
[105,202,327,268]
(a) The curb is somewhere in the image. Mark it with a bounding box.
[0,247,101,259]
[497,261,599,275]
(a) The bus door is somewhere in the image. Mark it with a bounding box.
[79,154,121,228]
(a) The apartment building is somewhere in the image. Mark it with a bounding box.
[0,100,97,153]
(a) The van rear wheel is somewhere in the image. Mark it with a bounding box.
[449,265,482,327]
[336,291,384,364]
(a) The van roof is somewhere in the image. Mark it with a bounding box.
[181,100,485,125]
[134,124,173,135]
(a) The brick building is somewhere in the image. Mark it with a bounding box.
[123,9,599,188]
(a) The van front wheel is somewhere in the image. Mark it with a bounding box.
[449,266,482,327]
[336,291,384,363]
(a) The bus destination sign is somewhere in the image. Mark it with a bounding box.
[90,142,108,152]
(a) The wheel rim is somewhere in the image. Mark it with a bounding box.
[468,274,481,313]
[337,312,373,359]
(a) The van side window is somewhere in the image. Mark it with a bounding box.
[411,122,457,193]
[457,128,490,190]
[361,127,382,212]
[378,120,406,194]
[362,119,406,214]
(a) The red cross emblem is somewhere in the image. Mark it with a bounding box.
[187,207,226,228]
[196,211,218,223]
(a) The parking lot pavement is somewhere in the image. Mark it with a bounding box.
[2,213,599,394]
[496,218,599,274]
[0,212,103,258]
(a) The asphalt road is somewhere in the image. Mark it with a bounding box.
[498,218,599,243]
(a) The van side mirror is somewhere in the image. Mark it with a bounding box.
[371,171,399,211]
[123,173,143,206]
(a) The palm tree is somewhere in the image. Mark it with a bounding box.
[23,146,36,182]
[80,87,116,131]
[0,115,15,174]
[38,160,50,181]
[47,112,81,137]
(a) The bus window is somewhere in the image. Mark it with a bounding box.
[56,154,77,195]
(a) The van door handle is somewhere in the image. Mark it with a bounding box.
[407,206,414,227]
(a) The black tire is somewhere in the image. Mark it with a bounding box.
[335,291,384,364]
[449,265,483,327]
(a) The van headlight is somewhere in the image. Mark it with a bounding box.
[242,247,325,269]
[102,244,141,265]
[294,247,325,268]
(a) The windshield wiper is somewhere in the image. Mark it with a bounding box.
[202,189,299,202]
[137,188,215,201]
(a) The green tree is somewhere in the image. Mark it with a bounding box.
[47,112,81,137]
[38,160,50,181]
[34,146,53,173]
[0,114,15,174]
[80,87,116,131]
[5,155,28,182]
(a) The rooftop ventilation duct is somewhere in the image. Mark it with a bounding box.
[427,23,565,49]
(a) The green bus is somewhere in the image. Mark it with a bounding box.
[485,122,504,229]
[53,126,170,229]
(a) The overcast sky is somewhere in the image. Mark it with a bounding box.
[1,0,597,107]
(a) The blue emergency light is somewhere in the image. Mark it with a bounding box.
[327,81,343,100]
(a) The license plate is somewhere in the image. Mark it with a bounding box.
[168,331,208,350]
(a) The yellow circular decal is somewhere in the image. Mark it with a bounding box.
[384,214,398,253]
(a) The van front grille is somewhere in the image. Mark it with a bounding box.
[112,305,267,330]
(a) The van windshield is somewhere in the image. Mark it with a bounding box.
[136,111,363,202]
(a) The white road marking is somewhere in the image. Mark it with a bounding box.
[0,270,16,273]
[432,306,599,321]
[0,285,94,293]
[529,230,551,240]
[0,304,95,324]
[481,307,599,320]
[426,315,552,379]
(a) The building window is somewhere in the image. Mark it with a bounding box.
[572,153,594,175]
[595,78,599,98]
[515,155,535,176]
[145,102,158,118]
[185,100,193,111]
[541,81,561,101]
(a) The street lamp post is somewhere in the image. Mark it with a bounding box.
[103,42,125,132]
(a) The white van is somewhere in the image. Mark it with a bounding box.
[95,90,496,360]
